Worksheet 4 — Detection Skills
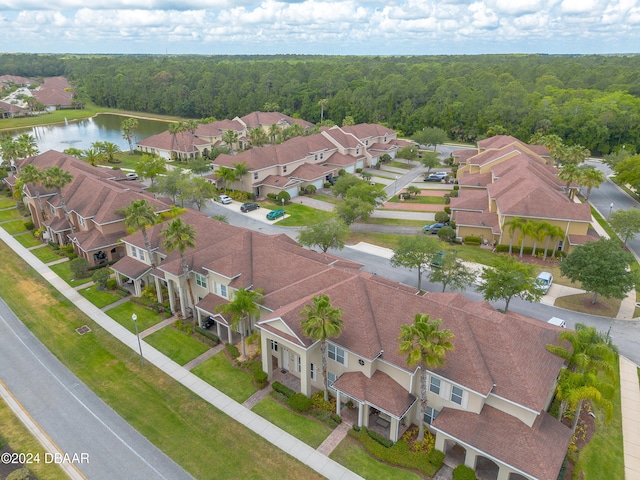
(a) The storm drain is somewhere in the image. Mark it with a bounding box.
[76,325,91,335]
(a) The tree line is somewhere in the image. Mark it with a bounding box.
[2,53,640,155]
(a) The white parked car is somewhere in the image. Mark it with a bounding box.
[218,194,233,204]
[125,172,138,180]
[536,271,553,294]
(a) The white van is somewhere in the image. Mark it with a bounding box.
[548,317,566,328]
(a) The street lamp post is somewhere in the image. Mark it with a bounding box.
[281,197,285,213]
[132,313,144,365]
[608,202,614,219]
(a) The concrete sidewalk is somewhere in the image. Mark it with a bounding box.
[0,228,363,480]
[620,356,640,480]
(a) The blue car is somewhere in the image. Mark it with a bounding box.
[266,209,285,220]
[423,223,446,234]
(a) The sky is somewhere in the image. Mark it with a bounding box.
[1,0,639,56]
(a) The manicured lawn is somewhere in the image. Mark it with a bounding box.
[144,326,210,366]
[360,218,426,227]
[30,245,64,263]
[48,261,91,287]
[348,232,404,251]
[387,161,415,169]
[0,398,67,480]
[0,208,23,222]
[310,193,340,204]
[106,301,167,333]
[191,350,257,403]
[1,219,29,235]
[554,293,621,317]
[252,396,332,448]
[330,435,422,480]
[270,203,334,226]
[78,284,126,309]
[14,232,43,248]
[0,241,322,480]
[0,198,16,209]
[573,358,624,479]
[387,195,445,204]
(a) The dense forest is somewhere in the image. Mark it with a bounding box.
[1,53,640,155]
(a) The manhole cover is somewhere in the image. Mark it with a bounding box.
[76,325,91,335]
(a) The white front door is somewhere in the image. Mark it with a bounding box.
[282,348,290,371]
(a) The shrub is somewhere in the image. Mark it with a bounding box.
[91,268,111,289]
[324,182,332,188]
[288,392,312,413]
[449,189,459,198]
[272,381,295,399]
[69,257,90,278]
[352,424,361,432]
[24,220,35,230]
[356,168,362,173]
[275,191,290,205]
[437,226,456,243]
[444,206,451,214]
[443,194,451,204]
[463,236,482,245]
[59,244,75,258]
[195,327,220,344]
[106,277,118,290]
[305,184,317,195]
[338,169,347,176]
[225,343,240,360]
[266,193,278,201]
[253,370,268,389]
[7,467,31,480]
[366,426,394,448]
[435,211,450,223]
[174,318,194,334]
[331,413,342,425]
[453,464,477,480]
[270,390,289,404]
[310,391,334,412]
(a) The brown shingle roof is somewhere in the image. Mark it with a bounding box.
[433,405,572,480]
[137,130,209,153]
[239,111,314,129]
[110,255,152,280]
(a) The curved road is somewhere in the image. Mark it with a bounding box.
[0,297,193,480]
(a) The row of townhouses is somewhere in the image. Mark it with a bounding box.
[6,128,573,480]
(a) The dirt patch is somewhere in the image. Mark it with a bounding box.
[499,252,561,267]
[563,401,596,480]
[381,202,446,212]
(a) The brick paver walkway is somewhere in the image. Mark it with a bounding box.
[183,343,224,370]
[316,419,352,456]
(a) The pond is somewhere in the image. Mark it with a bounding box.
[12,113,169,154]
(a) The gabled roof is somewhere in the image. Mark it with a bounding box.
[32,76,74,106]
[454,211,501,234]
[239,111,314,130]
[340,123,396,139]
[195,119,245,137]
[137,130,209,153]
[288,163,333,181]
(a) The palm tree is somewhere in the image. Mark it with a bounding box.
[216,288,263,359]
[16,133,38,160]
[248,127,268,147]
[564,144,590,165]
[579,166,606,200]
[222,130,239,151]
[530,221,549,257]
[217,166,237,193]
[558,163,581,197]
[160,218,197,318]
[81,147,102,166]
[541,223,564,261]
[547,323,616,432]
[97,141,121,164]
[119,200,158,268]
[268,124,281,144]
[42,166,73,226]
[504,216,525,255]
[168,122,184,160]
[300,294,344,402]
[517,220,535,258]
[121,118,139,152]
[318,98,328,122]
[18,164,45,221]
[398,314,455,442]
[233,162,250,189]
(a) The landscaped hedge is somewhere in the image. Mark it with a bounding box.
[463,236,482,245]
[225,343,240,360]
[288,392,312,413]
[348,426,444,477]
[453,464,477,480]
[366,427,394,448]
[253,370,268,389]
[272,381,295,398]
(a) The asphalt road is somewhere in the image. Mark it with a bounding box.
[0,297,193,480]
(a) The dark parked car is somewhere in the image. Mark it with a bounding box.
[202,316,215,329]
[240,202,260,212]
[266,209,285,220]
[423,222,446,234]
[423,174,442,182]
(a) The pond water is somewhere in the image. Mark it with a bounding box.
[13,113,169,154]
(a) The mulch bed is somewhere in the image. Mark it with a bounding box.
[562,401,596,480]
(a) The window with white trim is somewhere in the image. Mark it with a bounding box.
[328,344,345,365]
[138,248,145,261]
[327,372,337,389]
[451,386,463,405]
[254,172,258,180]
[131,246,137,258]
[424,406,439,425]
[296,356,301,373]
[429,376,441,395]
[195,273,207,288]
[271,340,278,352]
[310,363,316,381]
[77,216,85,227]
[215,283,228,298]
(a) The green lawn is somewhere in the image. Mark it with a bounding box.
[330,436,422,480]
[1,219,29,235]
[387,161,416,169]
[387,195,445,204]
[271,203,334,226]
[252,396,332,448]
[48,261,91,287]
[191,350,257,403]
[14,232,43,248]
[106,301,167,333]
[144,326,210,366]
[310,193,340,204]
[0,208,23,222]
[78,285,126,309]
[572,358,624,479]
[360,218,426,227]
[0,198,16,209]
[30,245,64,263]
[0,241,321,480]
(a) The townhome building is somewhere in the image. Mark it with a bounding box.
[451,135,594,253]
[114,206,572,480]
[6,150,170,267]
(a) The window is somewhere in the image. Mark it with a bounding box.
[424,406,439,425]
[451,386,463,405]
[296,356,301,373]
[310,363,316,381]
[314,154,318,161]
[271,340,278,352]
[195,273,207,288]
[138,248,145,261]
[131,246,137,258]
[429,376,441,395]
[320,153,323,160]
[254,172,258,180]
[328,372,337,388]
[220,284,227,298]
[78,216,85,227]
[328,344,345,365]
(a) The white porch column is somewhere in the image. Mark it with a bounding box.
[465,450,477,470]
[390,417,399,442]
[335,391,341,415]
[435,432,446,451]
[154,277,163,303]
[363,404,370,428]
[357,402,364,427]
[227,325,233,344]
[496,467,510,480]
[216,321,222,340]
[261,335,273,380]
[177,281,187,317]
[167,280,177,313]
[299,351,310,396]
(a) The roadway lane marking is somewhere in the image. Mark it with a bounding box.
[0,379,87,480]
[0,311,174,480]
